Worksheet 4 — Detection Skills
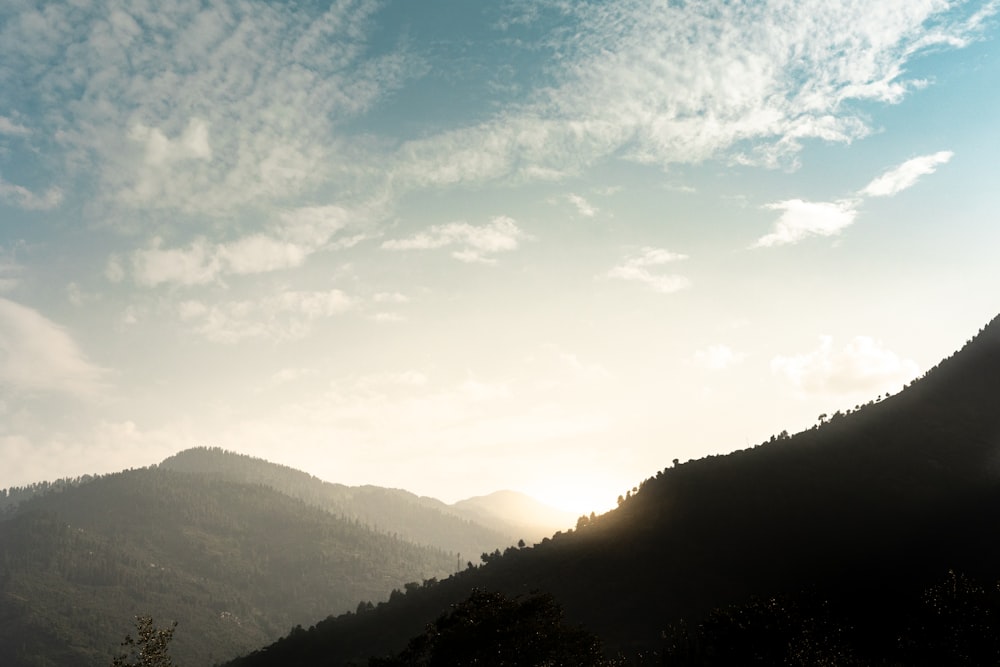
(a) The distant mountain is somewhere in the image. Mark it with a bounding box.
[0,466,458,667]
[221,314,1000,665]
[158,447,555,557]
[450,490,577,542]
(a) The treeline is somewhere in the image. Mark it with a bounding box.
[221,314,1000,665]
[0,466,458,667]
[159,447,519,557]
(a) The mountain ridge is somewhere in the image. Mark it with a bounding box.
[221,313,1000,665]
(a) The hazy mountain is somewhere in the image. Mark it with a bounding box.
[450,490,578,542]
[158,447,562,556]
[222,314,1000,665]
[0,466,458,667]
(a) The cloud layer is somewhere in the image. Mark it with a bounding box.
[772,335,920,396]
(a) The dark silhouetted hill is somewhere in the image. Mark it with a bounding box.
[221,314,1000,665]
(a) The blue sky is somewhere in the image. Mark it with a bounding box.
[2,0,999,514]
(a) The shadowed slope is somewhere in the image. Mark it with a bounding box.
[223,314,1000,665]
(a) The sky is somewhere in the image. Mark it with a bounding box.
[2,0,999,515]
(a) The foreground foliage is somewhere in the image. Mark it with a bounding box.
[371,590,612,666]
[111,616,176,667]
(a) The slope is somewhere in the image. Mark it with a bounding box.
[158,447,534,557]
[0,466,456,667]
[222,314,1000,665]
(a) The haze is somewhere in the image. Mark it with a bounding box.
[2,0,999,515]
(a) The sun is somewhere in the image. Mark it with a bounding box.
[524,477,622,517]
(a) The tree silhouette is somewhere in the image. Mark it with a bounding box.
[111,615,177,667]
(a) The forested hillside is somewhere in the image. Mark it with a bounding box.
[223,314,1000,665]
[158,447,549,556]
[0,467,457,667]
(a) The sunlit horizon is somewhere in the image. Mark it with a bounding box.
[2,0,999,512]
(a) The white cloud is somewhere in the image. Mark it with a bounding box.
[694,344,745,371]
[104,255,125,283]
[771,335,920,396]
[217,235,309,275]
[0,116,31,137]
[0,176,63,210]
[2,0,417,216]
[752,199,859,248]
[860,151,954,197]
[0,298,107,397]
[390,1,993,188]
[567,193,597,217]
[180,289,355,343]
[125,205,355,286]
[382,215,528,263]
[374,292,408,303]
[131,238,221,287]
[606,247,690,293]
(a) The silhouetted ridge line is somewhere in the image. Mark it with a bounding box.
[221,313,1000,666]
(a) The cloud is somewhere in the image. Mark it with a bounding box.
[0,176,63,210]
[752,199,859,248]
[0,298,107,397]
[382,215,528,263]
[753,150,954,247]
[606,247,690,293]
[567,193,597,217]
[373,292,408,303]
[694,344,745,371]
[178,289,355,342]
[771,335,920,396]
[0,248,22,292]
[0,116,31,137]
[859,151,954,197]
[1,0,417,216]
[390,1,993,188]
[125,204,354,286]
[131,238,222,287]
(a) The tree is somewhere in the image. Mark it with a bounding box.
[370,589,612,666]
[111,615,177,667]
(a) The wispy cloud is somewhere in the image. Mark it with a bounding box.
[0,116,31,137]
[606,247,690,293]
[0,298,107,397]
[772,335,919,396]
[694,344,745,371]
[753,151,954,247]
[0,176,63,211]
[125,205,353,286]
[567,193,597,217]
[752,199,859,248]
[0,247,22,292]
[391,1,993,189]
[382,216,528,264]
[178,289,356,343]
[2,0,416,216]
[860,151,954,197]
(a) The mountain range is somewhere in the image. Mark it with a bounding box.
[5,314,1000,665]
[0,450,571,666]
[219,313,1000,665]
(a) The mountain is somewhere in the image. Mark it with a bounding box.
[450,490,578,543]
[221,314,1000,665]
[0,466,459,667]
[158,447,530,559]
